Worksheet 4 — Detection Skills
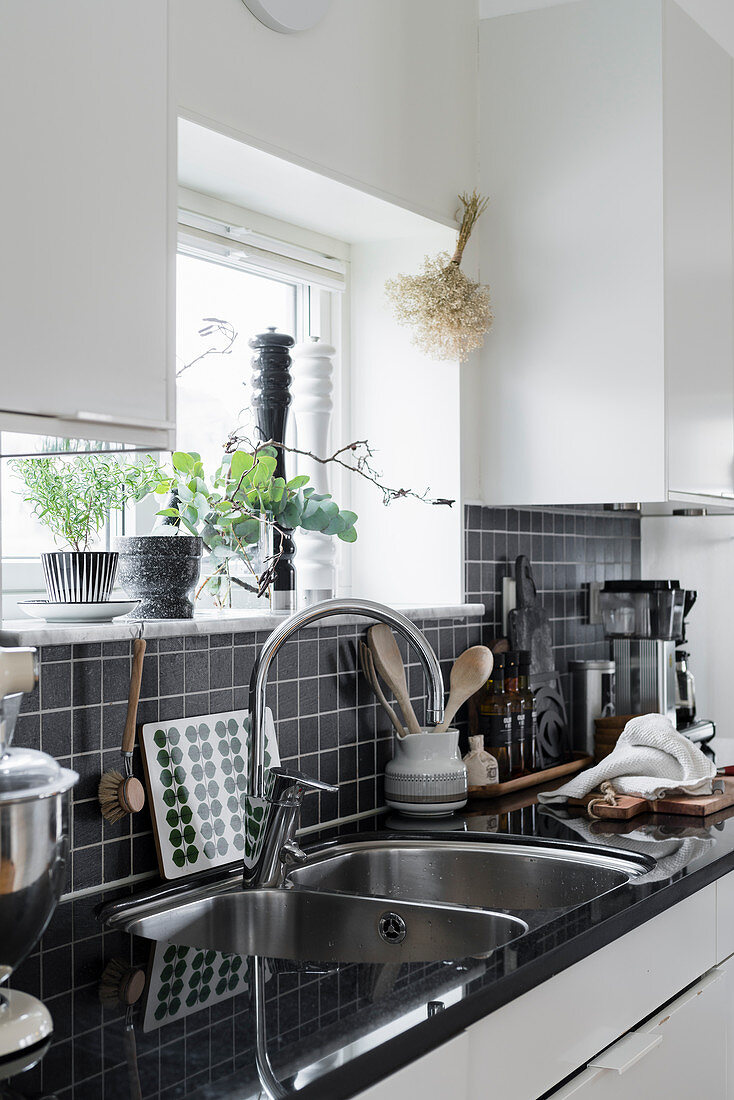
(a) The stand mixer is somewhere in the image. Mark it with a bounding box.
[0,646,77,1071]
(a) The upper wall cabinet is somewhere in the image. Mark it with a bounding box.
[474,0,733,506]
[0,1,173,449]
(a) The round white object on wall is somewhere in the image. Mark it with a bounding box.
[242,0,331,34]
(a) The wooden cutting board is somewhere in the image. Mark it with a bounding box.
[569,776,734,819]
[508,555,554,675]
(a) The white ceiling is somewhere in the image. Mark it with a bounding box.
[479,0,734,57]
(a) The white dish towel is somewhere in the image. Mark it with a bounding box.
[537,713,717,804]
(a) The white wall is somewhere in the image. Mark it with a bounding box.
[642,516,734,736]
[171,0,479,223]
[349,233,464,606]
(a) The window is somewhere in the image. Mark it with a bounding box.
[1,200,347,617]
[175,253,298,472]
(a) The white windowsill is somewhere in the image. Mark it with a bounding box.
[0,603,485,647]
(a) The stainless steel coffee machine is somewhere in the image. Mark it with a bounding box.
[601,581,714,744]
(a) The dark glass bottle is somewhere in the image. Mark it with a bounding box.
[518,650,537,772]
[504,651,524,777]
[479,653,512,781]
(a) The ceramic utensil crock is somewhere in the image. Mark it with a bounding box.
[384,729,467,816]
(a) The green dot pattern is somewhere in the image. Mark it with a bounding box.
[145,709,279,879]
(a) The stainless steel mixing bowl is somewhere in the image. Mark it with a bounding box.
[0,745,77,982]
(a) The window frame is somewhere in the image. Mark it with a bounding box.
[1,196,352,615]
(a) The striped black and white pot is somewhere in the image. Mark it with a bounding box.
[41,551,119,604]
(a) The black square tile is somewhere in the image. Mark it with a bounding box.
[103,658,131,703]
[185,693,209,718]
[73,706,102,754]
[72,843,103,892]
[104,838,132,882]
[160,695,185,721]
[140,653,159,699]
[73,659,102,707]
[72,750,102,801]
[210,648,233,690]
[160,652,184,696]
[185,635,208,651]
[184,650,209,693]
[210,688,234,713]
[233,645,256,687]
[73,800,103,849]
[14,712,40,751]
[41,662,71,710]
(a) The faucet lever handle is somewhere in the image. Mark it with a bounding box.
[269,766,337,803]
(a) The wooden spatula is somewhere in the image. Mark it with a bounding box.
[435,645,494,732]
[367,624,423,736]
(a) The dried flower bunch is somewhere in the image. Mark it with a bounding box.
[385,191,492,363]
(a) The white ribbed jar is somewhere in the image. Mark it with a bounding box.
[384,729,467,817]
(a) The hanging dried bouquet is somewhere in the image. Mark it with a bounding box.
[385,190,492,363]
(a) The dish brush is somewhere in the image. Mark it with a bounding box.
[98,636,147,823]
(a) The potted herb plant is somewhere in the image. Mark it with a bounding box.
[114,447,357,616]
[9,451,163,603]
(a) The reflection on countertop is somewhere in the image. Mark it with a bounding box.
[7,749,734,1100]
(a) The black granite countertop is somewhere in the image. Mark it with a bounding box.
[8,764,734,1100]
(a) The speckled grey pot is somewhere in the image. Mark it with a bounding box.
[112,536,203,619]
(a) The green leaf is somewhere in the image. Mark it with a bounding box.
[286,474,309,490]
[322,513,346,536]
[172,452,194,474]
[338,526,358,543]
[230,451,255,481]
[339,510,358,526]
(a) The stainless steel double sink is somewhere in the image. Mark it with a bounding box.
[106,838,652,965]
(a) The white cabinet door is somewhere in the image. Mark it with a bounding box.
[354,1032,469,1100]
[547,968,727,1100]
[474,0,734,507]
[0,0,173,449]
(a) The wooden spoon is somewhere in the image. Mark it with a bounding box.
[359,641,405,739]
[435,645,494,732]
[367,624,423,736]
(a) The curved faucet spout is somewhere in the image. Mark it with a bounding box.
[247,598,445,799]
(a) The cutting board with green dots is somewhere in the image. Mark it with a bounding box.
[142,941,252,1032]
[140,708,280,880]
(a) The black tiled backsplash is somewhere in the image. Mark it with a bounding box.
[15,504,639,901]
[465,504,641,696]
[23,616,481,897]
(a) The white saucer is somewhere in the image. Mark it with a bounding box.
[19,600,140,624]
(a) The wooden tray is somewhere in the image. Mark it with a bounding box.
[568,776,734,820]
[467,752,592,800]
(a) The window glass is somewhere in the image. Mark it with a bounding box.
[176,253,297,473]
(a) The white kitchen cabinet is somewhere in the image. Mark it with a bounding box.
[546,967,727,1098]
[472,0,733,506]
[354,885,718,1100]
[354,1032,469,1100]
[0,1,174,450]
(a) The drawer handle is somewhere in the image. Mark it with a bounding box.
[588,1032,663,1075]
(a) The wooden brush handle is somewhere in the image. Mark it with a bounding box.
[122,638,146,755]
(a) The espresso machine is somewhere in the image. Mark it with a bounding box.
[600,581,714,745]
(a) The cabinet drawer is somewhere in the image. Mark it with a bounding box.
[466,885,716,1100]
[546,968,726,1099]
[717,870,734,963]
[356,1033,469,1100]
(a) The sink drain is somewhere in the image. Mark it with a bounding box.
[378,911,407,945]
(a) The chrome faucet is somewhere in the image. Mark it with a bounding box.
[244,598,446,889]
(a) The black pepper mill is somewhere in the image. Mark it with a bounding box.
[249,327,296,611]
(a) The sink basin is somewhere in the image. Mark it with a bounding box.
[288,838,651,911]
[110,885,528,964]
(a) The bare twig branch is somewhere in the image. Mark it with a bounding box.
[176,318,238,378]
[225,432,455,508]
